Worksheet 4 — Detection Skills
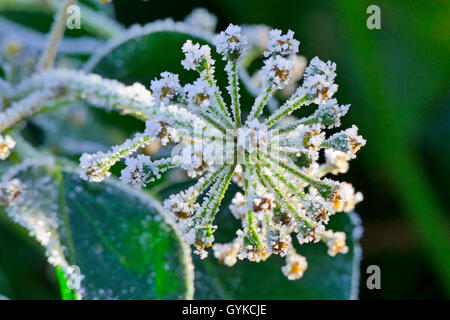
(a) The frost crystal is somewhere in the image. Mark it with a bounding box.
[150,72,182,105]
[260,55,293,88]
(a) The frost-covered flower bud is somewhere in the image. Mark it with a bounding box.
[150,72,182,105]
[181,40,214,73]
[184,8,217,32]
[71,23,366,279]
[184,79,215,110]
[282,250,308,280]
[302,56,338,103]
[324,125,366,159]
[164,189,199,219]
[193,228,215,259]
[331,182,363,212]
[213,24,248,61]
[0,178,22,205]
[230,192,248,220]
[314,98,350,128]
[260,56,293,88]
[324,149,349,175]
[213,240,241,266]
[291,123,325,150]
[0,134,15,160]
[120,155,175,189]
[79,152,112,182]
[297,221,325,244]
[265,228,290,256]
[253,196,273,214]
[120,155,152,188]
[145,119,179,146]
[232,165,244,187]
[321,230,349,257]
[264,29,300,58]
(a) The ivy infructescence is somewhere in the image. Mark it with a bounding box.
[0,13,365,282]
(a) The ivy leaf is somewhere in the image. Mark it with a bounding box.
[0,159,194,299]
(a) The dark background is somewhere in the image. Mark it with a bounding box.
[111,0,450,300]
[0,0,448,300]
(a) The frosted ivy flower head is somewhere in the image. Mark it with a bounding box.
[321,230,349,257]
[150,72,182,105]
[79,24,365,280]
[0,134,15,160]
[213,24,247,60]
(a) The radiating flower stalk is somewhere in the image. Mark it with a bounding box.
[0,21,366,280]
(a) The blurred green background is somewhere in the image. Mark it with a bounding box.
[0,0,449,299]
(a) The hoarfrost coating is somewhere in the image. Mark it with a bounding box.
[0,22,366,281]
[76,24,366,280]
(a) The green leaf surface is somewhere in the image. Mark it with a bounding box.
[1,160,194,299]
